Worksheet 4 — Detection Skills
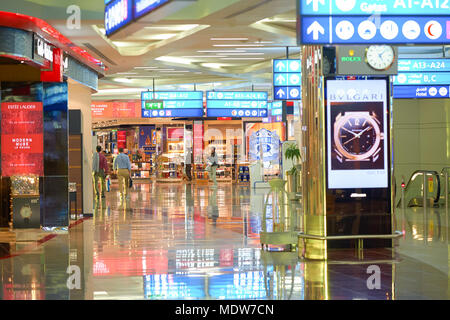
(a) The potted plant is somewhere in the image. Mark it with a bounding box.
[284,143,302,193]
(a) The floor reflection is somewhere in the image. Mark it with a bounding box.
[0,182,448,300]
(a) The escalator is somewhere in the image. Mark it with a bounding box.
[396,170,441,208]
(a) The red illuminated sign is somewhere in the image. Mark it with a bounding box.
[1,102,44,176]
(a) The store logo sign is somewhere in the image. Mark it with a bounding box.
[35,36,53,62]
[329,88,384,101]
[105,0,132,35]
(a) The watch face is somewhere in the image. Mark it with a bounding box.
[20,205,32,219]
[366,45,395,70]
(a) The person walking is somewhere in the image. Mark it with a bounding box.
[207,147,219,188]
[93,146,108,199]
[113,148,131,200]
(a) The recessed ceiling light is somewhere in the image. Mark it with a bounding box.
[213,44,264,47]
[134,66,158,69]
[182,56,226,58]
[114,78,134,83]
[155,56,191,65]
[220,53,264,56]
[198,50,246,53]
[159,70,190,73]
[210,38,249,41]
[220,57,265,60]
[116,72,138,75]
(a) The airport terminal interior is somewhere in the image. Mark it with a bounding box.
[0,0,448,300]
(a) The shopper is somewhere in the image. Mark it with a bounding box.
[113,148,132,200]
[207,147,219,187]
[93,146,108,199]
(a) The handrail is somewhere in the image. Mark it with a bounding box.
[397,170,440,207]
[298,231,403,240]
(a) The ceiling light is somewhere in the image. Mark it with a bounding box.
[159,70,190,73]
[144,24,200,31]
[219,53,264,56]
[182,56,226,58]
[202,63,224,69]
[116,72,138,75]
[134,66,158,69]
[213,44,264,47]
[220,57,265,60]
[198,50,246,53]
[143,34,177,40]
[113,78,134,83]
[210,38,249,41]
[155,56,191,65]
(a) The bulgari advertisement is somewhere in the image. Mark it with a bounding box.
[326,79,388,189]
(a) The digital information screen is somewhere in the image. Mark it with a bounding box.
[326,79,388,189]
[141,91,204,118]
[206,91,268,118]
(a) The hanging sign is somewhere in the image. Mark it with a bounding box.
[273,59,302,100]
[141,91,203,118]
[206,91,268,118]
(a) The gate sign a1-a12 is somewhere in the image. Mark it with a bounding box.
[273,59,302,100]
[298,0,450,44]
[141,91,203,118]
[300,0,450,16]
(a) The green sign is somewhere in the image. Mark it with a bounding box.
[341,56,361,62]
[145,100,164,110]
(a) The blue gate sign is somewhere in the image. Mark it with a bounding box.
[249,129,281,162]
[300,16,450,45]
[134,0,171,19]
[299,0,450,16]
[393,72,450,85]
[273,59,302,101]
[206,91,268,118]
[105,0,133,36]
[141,91,203,118]
[393,85,450,98]
[398,59,450,72]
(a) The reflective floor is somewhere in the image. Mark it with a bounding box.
[0,182,448,300]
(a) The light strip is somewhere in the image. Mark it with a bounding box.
[213,44,264,47]
[134,66,158,69]
[210,38,249,41]
[219,53,264,56]
[182,55,226,58]
[198,50,246,53]
[220,57,265,60]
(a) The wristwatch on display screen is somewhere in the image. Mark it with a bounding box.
[333,111,383,163]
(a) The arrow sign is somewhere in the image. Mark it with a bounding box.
[307,0,325,12]
[307,21,325,40]
[276,75,286,84]
[276,61,286,71]
[277,88,286,98]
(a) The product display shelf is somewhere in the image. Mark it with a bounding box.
[156,153,182,183]
[131,160,154,180]
[236,162,251,184]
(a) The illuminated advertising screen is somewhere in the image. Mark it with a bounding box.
[326,79,388,189]
[206,91,268,118]
[1,102,44,177]
[141,91,203,118]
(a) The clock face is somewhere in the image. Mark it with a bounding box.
[20,205,32,219]
[366,45,395,71]
[334,112,382,161]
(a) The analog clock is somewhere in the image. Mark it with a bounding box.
[365,45,395,71]
[334,111,383,162]
[20,204,32,219]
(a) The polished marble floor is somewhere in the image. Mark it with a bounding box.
[0,182,448,300]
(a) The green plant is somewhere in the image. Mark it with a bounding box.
[285,143,302,175]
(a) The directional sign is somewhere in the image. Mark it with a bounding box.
[300,0,450,16]
[300,16,450,44]
[206,91,268,118]
[141,91,203,118]
[398,59,450,72]
[273,59,302,100]
[393,85,450,98]
[393,72,450,85]
[134,0,171,19]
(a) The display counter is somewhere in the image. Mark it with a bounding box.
[156,153,182,183]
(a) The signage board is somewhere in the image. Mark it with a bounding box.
[105,0,133,36]
[141,91,203,118]
[398,58,450,72]
[326,79,389,189]
[393,72,450,85]
[300,15,450,44]
[33,34,54,66]
[393,85,450,98]
[299,0,450,16]
[134,0,171,19]
[248,129,281,162]
[206,91,268,118]
[336,46,398,75]
[273,59,302,100]
[1,102,44,177]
